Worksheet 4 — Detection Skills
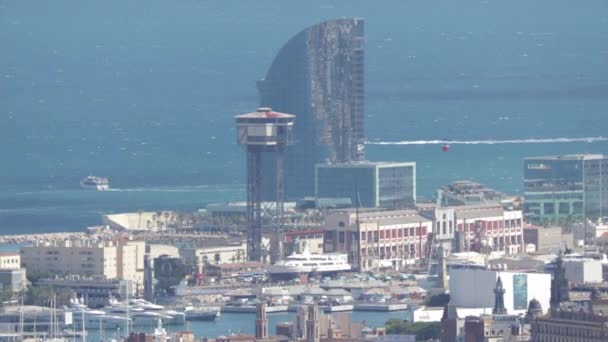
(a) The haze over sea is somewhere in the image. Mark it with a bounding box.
[1,0,607,234]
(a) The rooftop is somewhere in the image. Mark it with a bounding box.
[316,161,415,168]
[525,154,605,161]
[235,107,295,119]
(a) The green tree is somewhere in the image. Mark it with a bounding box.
[0,286,13,303]
[25,286,71,307]
[26,270,54,283]
[385,319,441,341]
[424,294,450,307]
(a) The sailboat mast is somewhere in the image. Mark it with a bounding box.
[82,308,86,342]
[125,284,130,338]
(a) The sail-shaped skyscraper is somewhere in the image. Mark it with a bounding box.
[257,18,365,199]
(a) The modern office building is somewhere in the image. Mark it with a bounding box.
[523,154,608,224]
[315,162,416,209]
[257,18,365,199]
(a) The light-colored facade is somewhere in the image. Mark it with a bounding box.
[21,240,118,279]
[324,209,432,271]
[148,244,180,259]
[20,239,145,294]
[421,205,524,255]
[181,241,248,273]
[315,162,416,209]
[103,211,178,231]
[563,259,603,284]
[523,226,567,254]
[449,269,551,316]
[571,219,608,246]
[456,205,524,254]
[284,229,325,255]
[0,252,21,270]
[117,240,145,290]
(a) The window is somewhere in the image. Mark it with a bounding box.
[361,232,366,241]
[338,232,345,244]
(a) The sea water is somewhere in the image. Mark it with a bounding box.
[1,0,608,233]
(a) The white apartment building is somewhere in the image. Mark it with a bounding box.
[21,240,118,279]
[0,252,21,270]
[21,239,148,293]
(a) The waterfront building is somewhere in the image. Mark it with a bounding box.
[324,209,432,271]
[204,261,265,280]
[20,238,145,294]
[283,229,325,255]
[523,154,608,224]
[0,252,20,270]
[258,18,365,199]
[21,239,119,279]
[449,269,551,316]
[180,239,249,273]
[422,204,525,255]
[437,180,507,207]
[103,211,179,231]
[315,162,416,209]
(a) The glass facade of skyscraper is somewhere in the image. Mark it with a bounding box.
[257,18,365,200]
[315,162,416,209]
[524,154,608,223]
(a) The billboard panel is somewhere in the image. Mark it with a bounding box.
[513,274,528,310]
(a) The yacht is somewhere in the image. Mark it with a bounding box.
[268,248,351,275]
[106,298,184,326]
[184,306,220,321]
[80,176,110,191]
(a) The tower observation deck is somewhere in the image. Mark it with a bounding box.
[236,107,295,262]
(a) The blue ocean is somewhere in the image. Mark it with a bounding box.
[1,0,607,234]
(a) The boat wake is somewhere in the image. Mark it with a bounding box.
[366,136,608,145]
[107,184,244,193]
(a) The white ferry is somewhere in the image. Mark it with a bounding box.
[268,248,351,275]
[80,176,110,191]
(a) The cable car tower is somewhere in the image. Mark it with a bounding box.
[236,107,295,262]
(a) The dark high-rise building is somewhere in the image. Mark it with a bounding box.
[258,18,365,199]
